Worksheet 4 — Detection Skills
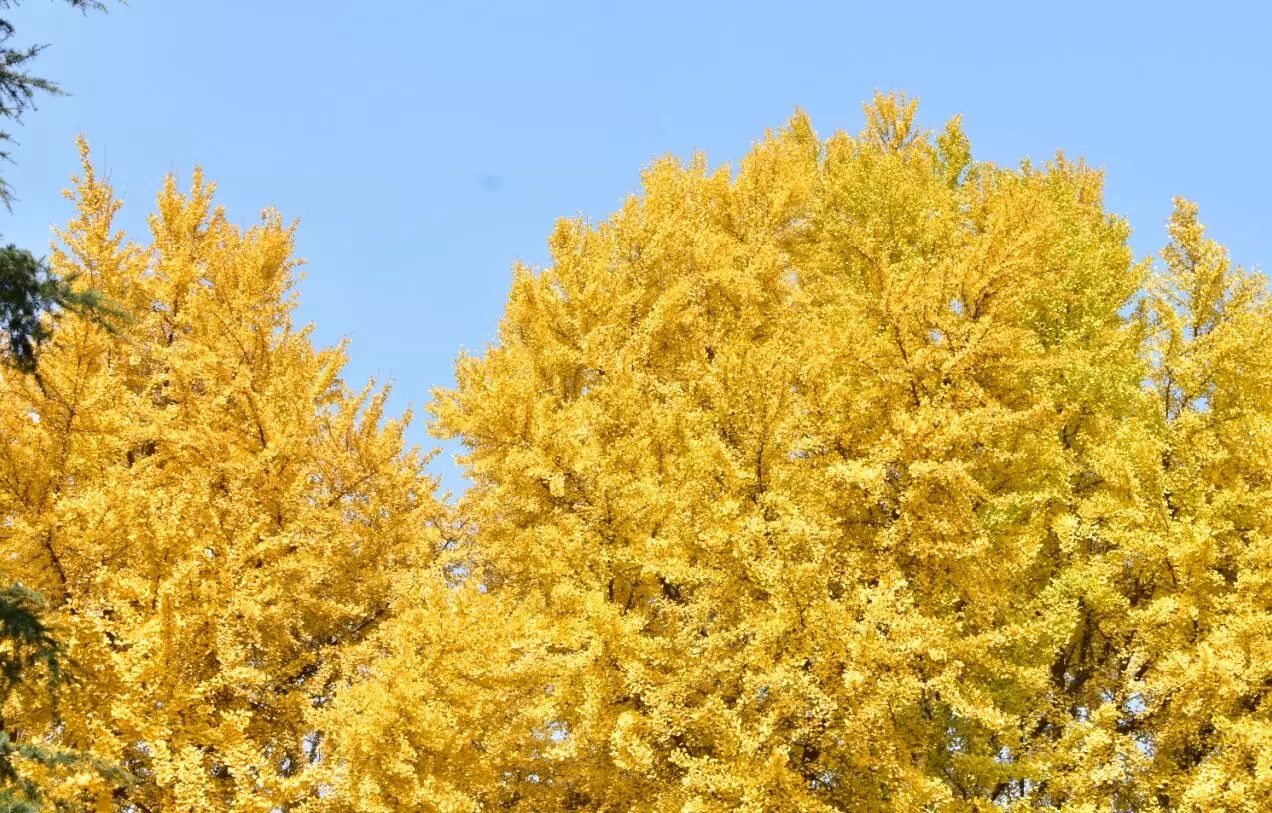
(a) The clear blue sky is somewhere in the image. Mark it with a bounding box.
[5,1,1270,494]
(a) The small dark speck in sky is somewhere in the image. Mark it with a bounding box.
[477,173,502,192]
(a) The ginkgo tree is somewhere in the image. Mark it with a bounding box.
[344,94,1265,811]
[0,142,450,811]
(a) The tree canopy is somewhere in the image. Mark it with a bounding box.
[0,95,1268,811]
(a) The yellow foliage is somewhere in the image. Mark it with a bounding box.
[3,94,1270,811]
[1,141,446,811]
[417,94,1270,809]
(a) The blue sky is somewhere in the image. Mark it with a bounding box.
[5,1,1269,494]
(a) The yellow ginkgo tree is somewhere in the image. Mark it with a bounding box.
[0,142,450,812]
[403,94,1268,810]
